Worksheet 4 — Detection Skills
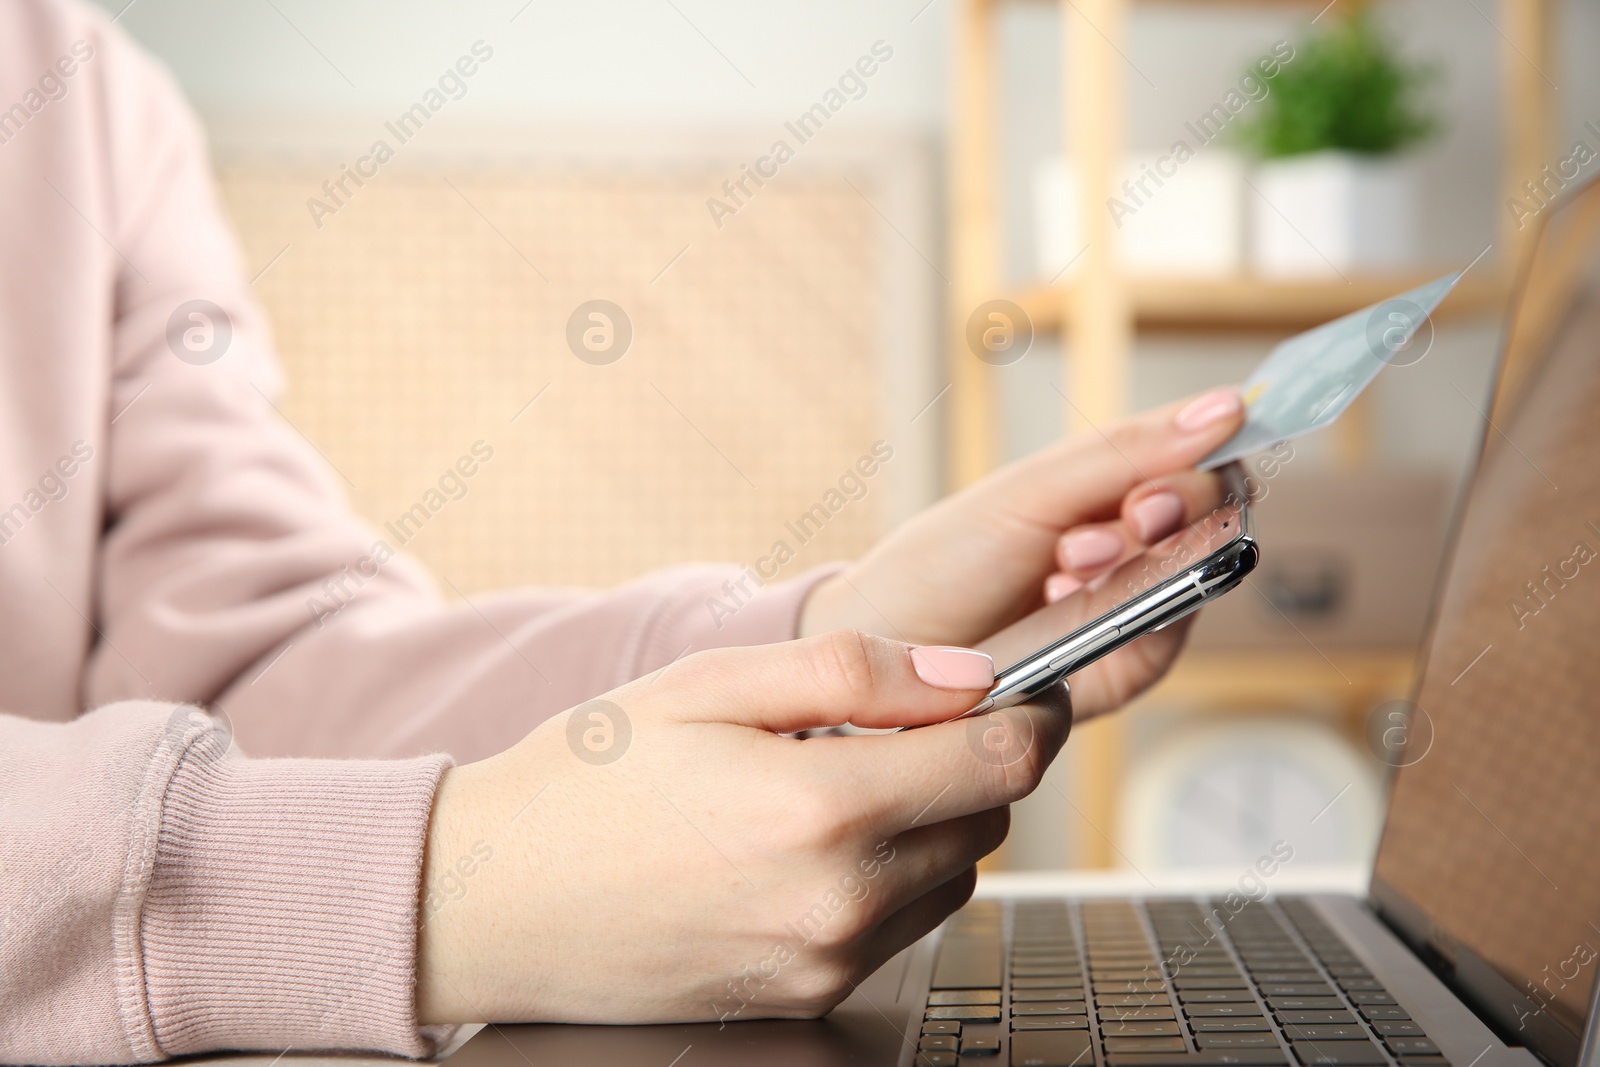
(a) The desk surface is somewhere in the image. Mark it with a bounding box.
[186,865,1371,1067]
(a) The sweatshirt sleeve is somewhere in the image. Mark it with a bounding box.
[0,702,451,1065]
[70,6,836,766]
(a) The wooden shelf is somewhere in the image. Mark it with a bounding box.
[1010,270,1512,335]
[949,0,1555,867]
[1136,647,1416,709]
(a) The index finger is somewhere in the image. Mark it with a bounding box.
[969,387,1244,531]
[803,683,1073,834]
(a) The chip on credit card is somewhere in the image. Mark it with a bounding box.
[1198,270,1464,471]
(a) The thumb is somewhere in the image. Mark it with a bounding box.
[648,631,995,734]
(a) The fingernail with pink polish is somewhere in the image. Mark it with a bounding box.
[911,646,995,690]
[1063,528,1123,570]
[1175,387,1243,433]
[1045,573,1084,603]
[1129,491,1185,542]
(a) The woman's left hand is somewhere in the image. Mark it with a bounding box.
[799,386,1244,722]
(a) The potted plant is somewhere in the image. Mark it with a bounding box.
[1237,10,1439,278]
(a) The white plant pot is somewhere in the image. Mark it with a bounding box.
[1248,150,1419,278]
[1034,151,1245,278]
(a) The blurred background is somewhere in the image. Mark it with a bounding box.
[98,0,1598,876]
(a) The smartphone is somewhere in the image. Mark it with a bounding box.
[960,488,1258,720]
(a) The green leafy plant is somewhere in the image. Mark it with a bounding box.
[1237,10,1440,159]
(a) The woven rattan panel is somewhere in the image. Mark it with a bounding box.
[218,166,886,594]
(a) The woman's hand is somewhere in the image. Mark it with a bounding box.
[799,387,1244,721]
[416,631,1068,1025]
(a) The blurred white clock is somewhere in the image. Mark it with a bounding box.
[1117,716,1384,872]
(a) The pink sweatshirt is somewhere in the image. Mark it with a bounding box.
[0,2,827,1061]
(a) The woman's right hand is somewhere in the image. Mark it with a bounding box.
[415,630,1071,1026]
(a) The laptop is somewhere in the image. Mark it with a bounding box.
[447,174,1600,1067]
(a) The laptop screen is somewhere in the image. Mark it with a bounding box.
[1370,176,1600,1067]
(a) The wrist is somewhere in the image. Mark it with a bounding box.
[415,765,480,1024]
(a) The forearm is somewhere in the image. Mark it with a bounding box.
[201,561,842,765]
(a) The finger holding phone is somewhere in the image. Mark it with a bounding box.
[416,631,1071,1026]
[801,385,1247,724]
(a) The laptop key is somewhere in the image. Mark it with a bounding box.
[1013,1002,1088,1016]
[1106,1038,1190,1054]
[1101,994,1174,1007]
[927,1005,1002,1021]
[1266,998,1345,1011]
[1014,988,1086,1001]
[1186,1004,1266,1018]
[1100,1021,1182,1037]
[1192,1019,1274,1032]
[1097,985,1169,999]
[1012,1017,1090,1031]
[1358,1007,1411,1021]
[1347,992,1396,1005]
[1179,990,1256,1003]
[1371,1021,1423,1037]
[1018,976,1086,989]
[917,1053,958,1067]
[1289,1040,1388,1066]
[1195,1033,1283,1049]
[1177,978,1253,990]
[920,1035,959,1051]
[1105,1052,1289,1066]
[931,990,1002,1006]
[964,1035,1003,1056]
[1009,1029,1093,1066]
[1283,1025,1370,1041]
[1275,1011,1356,1025]
[1100,1007,1178,1021]
[1260,985,1336,998]
[1387,1039,1441,1055]
[923,1021,962,1035]
[1173,967,1250,979]
[1338,980,1385,992]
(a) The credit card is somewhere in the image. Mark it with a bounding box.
[1198,271,1463,471]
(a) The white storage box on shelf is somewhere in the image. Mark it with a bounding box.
[1033,151,1245,278]
[1247,149,1419,277]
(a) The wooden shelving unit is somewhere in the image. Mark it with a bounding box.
[1009,269,1510,335]
[948,0,1556,867]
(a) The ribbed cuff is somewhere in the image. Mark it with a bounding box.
[139,728,451,1057]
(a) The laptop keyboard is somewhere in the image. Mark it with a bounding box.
[916,898,1451,1067]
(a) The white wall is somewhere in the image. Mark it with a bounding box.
[92,0,952,131]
